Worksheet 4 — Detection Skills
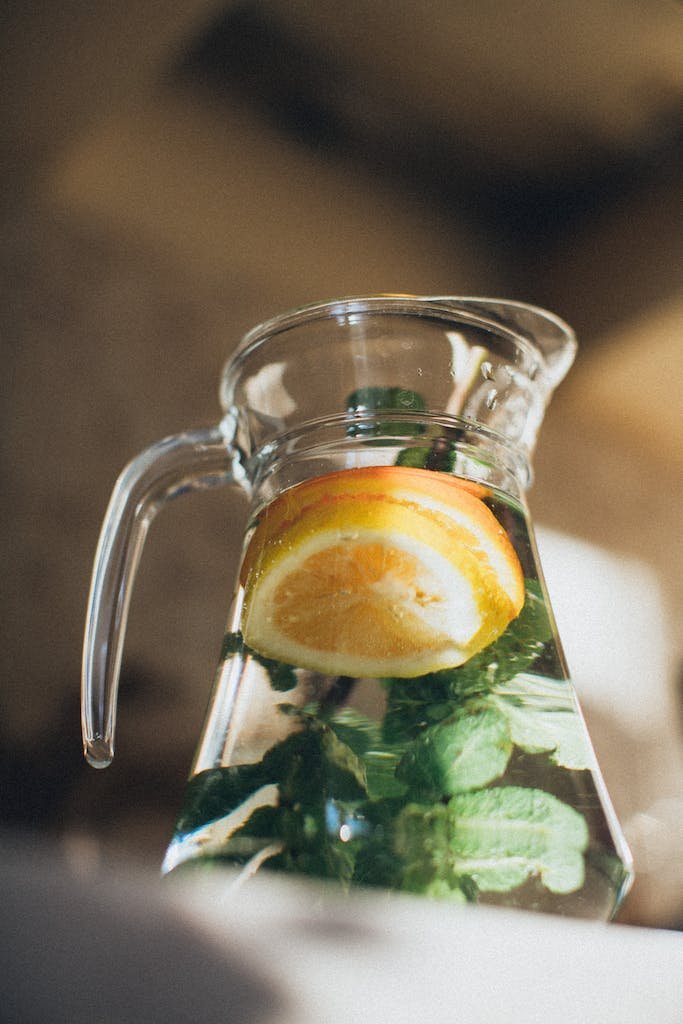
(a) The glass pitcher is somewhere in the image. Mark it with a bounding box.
[81,295,633,918]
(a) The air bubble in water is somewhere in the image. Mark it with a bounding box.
[481,361,495,381]
[485,388,498,410]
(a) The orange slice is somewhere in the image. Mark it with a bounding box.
[240,466,524,678]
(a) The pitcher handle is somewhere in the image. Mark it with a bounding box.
[81,420,246,768]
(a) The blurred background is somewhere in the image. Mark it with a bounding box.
[1,0,681,928]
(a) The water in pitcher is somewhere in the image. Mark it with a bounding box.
[162,447,631,919]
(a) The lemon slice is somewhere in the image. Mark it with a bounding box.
[240,466,524,678]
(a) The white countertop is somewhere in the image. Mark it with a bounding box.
[2,842,681,1023]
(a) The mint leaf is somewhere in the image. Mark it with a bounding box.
[346,387,427,439]
[324,708,408,800]
[491,675,595,770]
[382,580,553,745]
[396,437,465,473]
[396,700,512,796]
[449,787,589,894]
[395,446,431,468]
[219,632,297,692]
[255,653,298,692]
[240,724,369,884]
[324,707,379,755]
[350,797,406,890]
[396,786,588,896]
[421,879,470,903]
[174,762,274,837]
[173,722,370,883]
[363,750,408,799]
[382,674,462,744]
[219,630,243,663]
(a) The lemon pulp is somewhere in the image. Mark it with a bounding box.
[241,467,524,678]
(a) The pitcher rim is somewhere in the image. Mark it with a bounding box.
[227,294,577,386]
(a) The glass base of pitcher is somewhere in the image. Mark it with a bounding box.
[162,757,632,921]
[162,656,633,921]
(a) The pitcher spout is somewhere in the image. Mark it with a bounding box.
[434,298,577,386]
[430,297,577,455]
